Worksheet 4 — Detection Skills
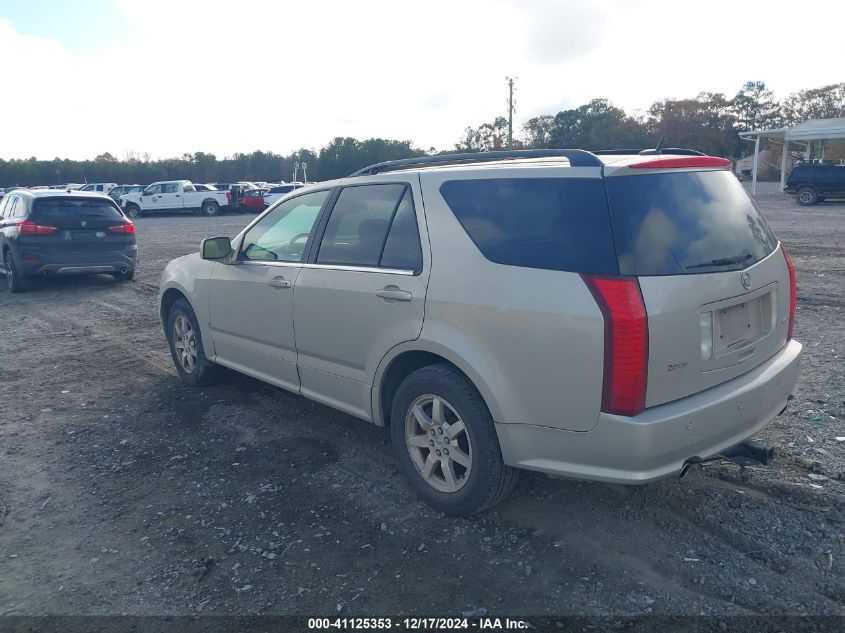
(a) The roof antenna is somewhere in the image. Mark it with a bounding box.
[654,136,666,154]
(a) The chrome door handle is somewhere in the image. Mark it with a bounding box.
[269,276,291,289]
[376,286,412,302]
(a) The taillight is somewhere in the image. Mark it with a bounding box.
[18,220,58,235]
[783,246,796,340]
[226,191,231,202]
[109,222,135,234]
[629,156,732,169]
[582,275,649,417]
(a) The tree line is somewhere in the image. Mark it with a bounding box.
[1,81,842,188]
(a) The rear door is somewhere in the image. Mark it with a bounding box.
[292,180,430,420]
[604,167,789,407]
[834,166,845,197]
[26,197,131,255]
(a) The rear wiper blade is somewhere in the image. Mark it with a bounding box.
[685,254,752,269]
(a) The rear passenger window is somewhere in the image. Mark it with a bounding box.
[10,197,23,219]
[440,178,617,274]
[317,184,418,269]
[379,190,423,271]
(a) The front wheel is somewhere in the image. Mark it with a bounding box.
[202,200,220,216]
[124,205,141,219]
[165,298,218,385]
[797,187,818,206]
[390,364,520,515]
[4,250,29,293]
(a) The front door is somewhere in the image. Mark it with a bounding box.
[140,184,163,211]
[293,180,430,420]
[158,182,185,211]
[207,189,331,392]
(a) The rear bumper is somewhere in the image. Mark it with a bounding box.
[496,339,802,484]
[16,245,137,277]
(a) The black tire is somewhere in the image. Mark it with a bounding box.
[202,200,220,216]
[124,204,141,218]
[165,298,218,386]
[389,364,520,515]
[112,268,135,282]
[4,250,29,294]
[797,186,818,206]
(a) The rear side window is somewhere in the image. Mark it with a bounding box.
[605,170,777,275]
[317,184,421,270]
[440,178,617,274]
[32,198,123,220]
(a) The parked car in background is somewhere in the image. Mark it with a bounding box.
[263,182,305,206]
[108,184,144,201]
[119,180,230,218]
[194,183,218,192]
[158,149,801,515]
[1,189,136,292]
[784,161,845,205]
[212,182,258,192]
[240,188,269,213]
[80,183,117,194]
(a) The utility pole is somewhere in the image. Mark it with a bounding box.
[505,76,516,148]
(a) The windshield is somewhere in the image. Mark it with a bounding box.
[604,170,777,275]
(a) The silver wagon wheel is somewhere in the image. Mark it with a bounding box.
[404,394,473,493]
[172,315,198,373]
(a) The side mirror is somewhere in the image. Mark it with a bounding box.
[201,236,232,260]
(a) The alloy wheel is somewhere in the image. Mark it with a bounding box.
[5,254,13,290]
[172,314,198,372]
[404,394,473,493]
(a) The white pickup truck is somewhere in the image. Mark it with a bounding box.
[119,180,230,218]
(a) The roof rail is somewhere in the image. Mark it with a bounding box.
[593,147,705,156]
[349,149,604,176]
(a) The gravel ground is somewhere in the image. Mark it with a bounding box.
[0,185,843,618]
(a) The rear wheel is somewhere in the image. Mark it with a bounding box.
[165,298,218,385]
[797,187,818,206]
[202,200,220,216]
[390,364,519,515]
[125,205,141,218]
[112,268,135,282]
[4,250,29,293]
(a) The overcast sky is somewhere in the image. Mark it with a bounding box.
[1,0,843,160]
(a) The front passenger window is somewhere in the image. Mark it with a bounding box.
[241,189,329,262]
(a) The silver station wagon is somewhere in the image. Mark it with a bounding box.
[159,149,801,515]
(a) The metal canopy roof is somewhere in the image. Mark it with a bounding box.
[785,117,845,140]
[740,117,845,141]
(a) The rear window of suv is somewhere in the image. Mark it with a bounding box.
[32,198,124,220]
[440,178,618,274]
[605,170,777,275]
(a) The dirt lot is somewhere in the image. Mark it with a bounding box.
[0,184,843,618]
